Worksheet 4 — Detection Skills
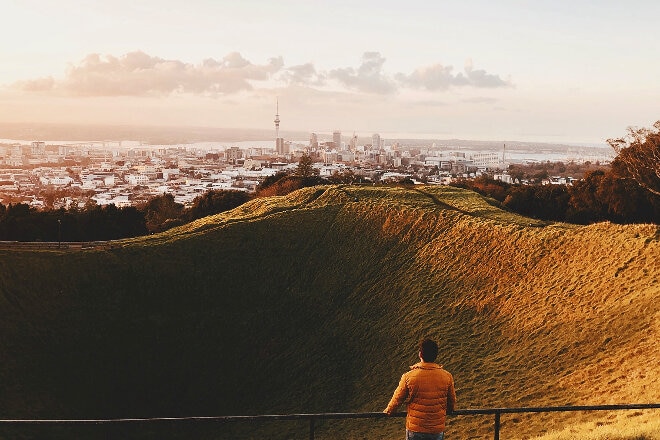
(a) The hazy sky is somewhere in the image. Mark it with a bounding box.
[1,0,659,144]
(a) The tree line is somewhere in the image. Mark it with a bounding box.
[452,170,659,224]
[453,122,660,224]
[0,190,251,242]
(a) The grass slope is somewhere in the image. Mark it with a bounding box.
[0,185,657,440]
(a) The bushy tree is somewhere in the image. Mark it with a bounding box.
[141,193,184,233]
[327,169,357,184]
[295,153,316,178]
[256,172,288,192]
[502,185,570,221]
[255,176,308,197]
[565,170,609,223]
[607,121,660,196]
[596,173,659,223]
[0,202,149,242]
[187,190,251,221]
[452,176,510,202]
[0,203,40,241]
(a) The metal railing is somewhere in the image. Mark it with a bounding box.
[1,403,659,439]
[0,240,116,250]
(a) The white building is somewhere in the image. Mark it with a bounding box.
[39,175,73,186]
[319,165,343,177]
[471,152,503,169]
[494,173,514,184]
[381,172,410,182]
[125,174,150,185]
[243,159,263,170]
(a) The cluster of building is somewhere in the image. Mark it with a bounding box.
[0,141,274,209]
[0,137,513,209]
[1,124,598,210]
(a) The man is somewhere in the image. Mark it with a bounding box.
[384,338,456,440]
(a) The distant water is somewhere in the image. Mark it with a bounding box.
[0,138,143,148]
[505,151,612,163]
[0,138,613,163]
[0,138,280,149]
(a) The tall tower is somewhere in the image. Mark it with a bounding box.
[274,98,281,140]
[274,98,284,154]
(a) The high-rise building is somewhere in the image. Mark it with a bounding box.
[349,132,358,152]
[276,138,285,155]
[226,146,242,163]
[309,132,318,150]
[31,141,45,156]
[333,130,341,150]
[372,133,381,149]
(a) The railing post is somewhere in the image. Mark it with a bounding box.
[493,412,501,440]
[309,417,315,440]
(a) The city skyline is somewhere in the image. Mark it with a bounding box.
[1,1,660,145]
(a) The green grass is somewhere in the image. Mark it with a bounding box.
[0,185,657,439]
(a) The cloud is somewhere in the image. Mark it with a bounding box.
[10,51,510,98]
[279,63,326,86]
[328,52,397,94]
[396,64,459,91]
[13,76,55,92]
[397,58,510,90]
[13,51,283,97]
[463,60,510,88]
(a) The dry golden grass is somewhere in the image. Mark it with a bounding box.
[136,184,659,439]
[530,411,660,440]
[0,184,657,440]
[303,185,659,439]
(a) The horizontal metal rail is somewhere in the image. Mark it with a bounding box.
[0,240,116,250]
[1,403,659,439]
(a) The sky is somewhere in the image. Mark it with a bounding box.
[1,0,659,145]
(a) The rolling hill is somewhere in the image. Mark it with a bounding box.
[0,185,657,439]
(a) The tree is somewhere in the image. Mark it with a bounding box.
[566,170,608,223]
[607,121,660,196]
[256,171,288,192]
[187,190,251,221]
[295,153,315,178]
[452,176,510,202]
[597,173,659,223]
[141,193,184,233]
[327,169,357,184]
[498,184,570,221]
[255,176,306,197]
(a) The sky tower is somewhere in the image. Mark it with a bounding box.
[274,98,280,139]
[274,98,285,154]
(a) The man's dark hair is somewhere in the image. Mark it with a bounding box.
[419,338,439,362]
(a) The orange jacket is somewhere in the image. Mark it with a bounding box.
[384,362,456,434]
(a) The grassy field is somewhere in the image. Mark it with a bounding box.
[0,185,657,439]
